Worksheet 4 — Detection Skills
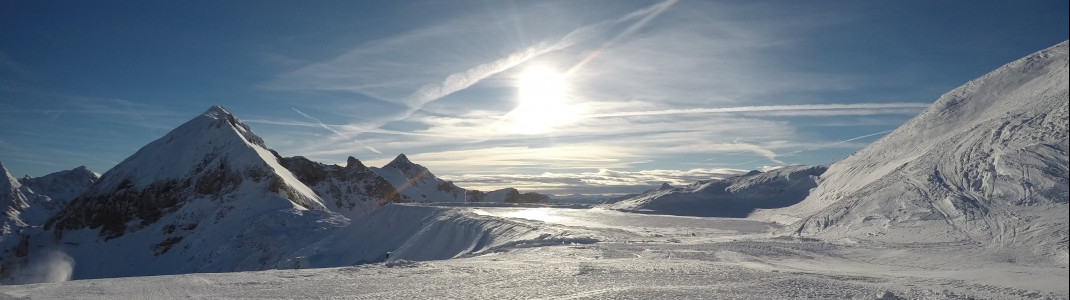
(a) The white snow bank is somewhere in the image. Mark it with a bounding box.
[299,204,597,267]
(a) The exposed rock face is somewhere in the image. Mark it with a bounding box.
[279,155,402,219]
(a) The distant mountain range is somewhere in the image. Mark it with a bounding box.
[1,105,548,282]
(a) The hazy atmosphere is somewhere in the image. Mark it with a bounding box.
[2,0,1067,195]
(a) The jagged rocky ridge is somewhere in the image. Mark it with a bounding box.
[371,154,550,204]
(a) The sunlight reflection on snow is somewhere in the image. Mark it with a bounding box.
[501,208,566,223]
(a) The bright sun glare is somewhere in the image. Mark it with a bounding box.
[507,66,581,134]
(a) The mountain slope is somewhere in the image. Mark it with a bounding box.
[18,166,99,204]
[612,165,826,217]
[784,41,1069,264]
[0,161,38,236]
[1,106,349,281]
[371,154,470,203]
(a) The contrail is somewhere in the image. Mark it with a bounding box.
[707,130,895,165]
[566,0,678,75]
[780,129,894,156]
[387,0,681,127]
[588,102,930,118]
[292,107,349,139]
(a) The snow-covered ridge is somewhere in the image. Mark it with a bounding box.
[783,41,1069,264]
[45,105,327,241]
[611,165,826,217]
[18,166,98,204]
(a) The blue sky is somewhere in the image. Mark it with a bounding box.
[2,0,1067,195]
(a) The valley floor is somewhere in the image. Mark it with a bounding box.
[2,205,1067,299]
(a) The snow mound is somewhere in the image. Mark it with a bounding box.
[785,41,1069,264]
[611,165,827,217]
[297,204,595,267]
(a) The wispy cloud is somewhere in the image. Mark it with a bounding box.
[586,103,930,118]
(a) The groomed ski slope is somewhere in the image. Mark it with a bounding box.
[2,204,1065,299]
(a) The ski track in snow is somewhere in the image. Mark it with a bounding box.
[1,204,1066,299]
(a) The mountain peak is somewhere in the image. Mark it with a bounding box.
[385,153,420,171]
[182,105,266,149]
[657,182,673,190]
[204,105,231,117]
[390,153,411,165]
[345,156,366,169]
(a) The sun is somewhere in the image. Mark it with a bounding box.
[507,65,580,134]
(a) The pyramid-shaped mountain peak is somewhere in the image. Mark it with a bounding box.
[190,105,266,148]
[46,106,326,240]
[384,153,425,174]
[388,153,412,166]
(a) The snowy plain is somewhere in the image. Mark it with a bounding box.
[2,203,1066,299]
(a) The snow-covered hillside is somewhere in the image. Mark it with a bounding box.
[18,166,98,204]
[612,165,826,217]
[1,162,38,236]
[1,163,99,280]
[781,41,1069,264]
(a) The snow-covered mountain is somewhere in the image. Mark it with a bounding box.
[2,105,554,282]
[1,162,39,236]
[18,166,99,204]
[3,106,348,280]
[278,155,402,219]
[612,165,826,217]
[783,41,1069,263]
[371,154,472,203]
[1,163,99,280]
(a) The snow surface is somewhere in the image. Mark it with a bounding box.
[2,204,1065,299]
[772,41,1069,266]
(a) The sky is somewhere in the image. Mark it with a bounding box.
[1,0,1068,195]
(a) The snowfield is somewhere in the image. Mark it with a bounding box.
[1,204,1066,299]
